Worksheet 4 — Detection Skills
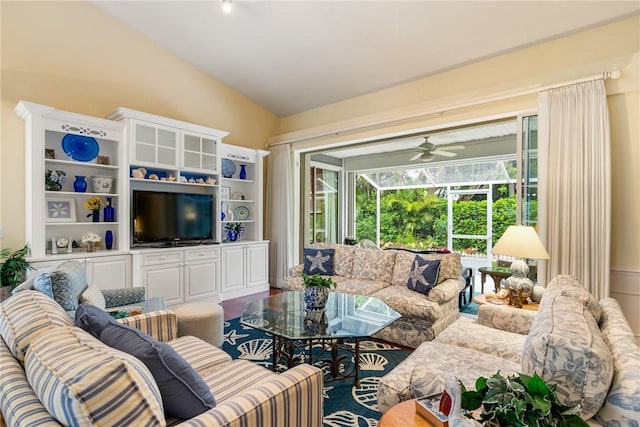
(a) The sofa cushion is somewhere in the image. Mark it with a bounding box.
[75,303,113,338]
[351,248,396,283]
[594,298,640,425]
[79,285,107,310]
[24,326,164,426]
[521,292,613,419]
[202,359,276,403]
[333,245,357,277]
[303,248,335,275]
[46,261,88,311]
[168,336,233,376]
[0,290,73,363]
[406,256,440,295]
[548,274,602,321]
[391,251,461,286]
[102,287,146,309]
[33,273,54,299]
[99,313,216,418]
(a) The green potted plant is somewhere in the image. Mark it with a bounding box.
[224,222,244,242]
[302,272,336,311]
[0,244,33,301]
[460,371,588,427]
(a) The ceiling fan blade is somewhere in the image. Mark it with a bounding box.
[433,150,457,157]
[419,153,434,161]
[410,152,423,161]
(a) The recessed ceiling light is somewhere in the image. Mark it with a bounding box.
[222,0,232,14]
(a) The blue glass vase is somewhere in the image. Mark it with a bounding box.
[91,210,100,223]
[73,176,87,192]
[105,230,113,250]
[227,230,238,242]
[104,197,115,222]
[239,164,247,180]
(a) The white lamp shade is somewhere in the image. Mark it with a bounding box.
[492,225,550,260]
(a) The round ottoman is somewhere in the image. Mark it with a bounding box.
[175,302,225,348]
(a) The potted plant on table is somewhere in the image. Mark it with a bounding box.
[0,244,33,301]
[302,272,336,311]
[460,371,588,427]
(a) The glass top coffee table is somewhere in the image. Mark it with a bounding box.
[240,291,401,386]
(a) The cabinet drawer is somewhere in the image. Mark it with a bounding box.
[139,251,183,266]
[185,247,219,262]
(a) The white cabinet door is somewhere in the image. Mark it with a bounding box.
[141,264,183,306]
[221,246,245,292]
[181,131,218,173]
[85,255,131,290]
[246,243,269,288]
[130,119,179,168]
[185,260,218,301]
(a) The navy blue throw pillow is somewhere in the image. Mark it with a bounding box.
[100,320,216,418]
[75,303,113,338]
[406,256,441,295]
[75,303,215,418]
[303,248,335,275]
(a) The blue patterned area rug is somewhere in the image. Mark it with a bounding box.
[222,318,411,426]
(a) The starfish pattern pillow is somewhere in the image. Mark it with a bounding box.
[406,256,441,295]
[303,248,335,275]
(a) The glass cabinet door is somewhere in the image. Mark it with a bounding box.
[131,120,178,168]
[182,131,217,172]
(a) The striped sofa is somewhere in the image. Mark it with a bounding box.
[0,290,324,427]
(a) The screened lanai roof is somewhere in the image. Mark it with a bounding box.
[360,158,518,190]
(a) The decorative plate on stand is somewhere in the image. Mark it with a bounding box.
[234,205,250,220]
[61,134,100,162]
[221,158,236,178]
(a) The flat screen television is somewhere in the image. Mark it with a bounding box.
[132,190,215,247]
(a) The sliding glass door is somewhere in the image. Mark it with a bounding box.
[308,165,340,244]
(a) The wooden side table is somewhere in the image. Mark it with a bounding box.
[379,399,434,427]
[478,266,512,293]
[473,293,539,311]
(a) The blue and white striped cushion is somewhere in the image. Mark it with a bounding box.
[25,326,165,426]
[0,290,73,363]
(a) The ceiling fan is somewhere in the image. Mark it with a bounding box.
[410,137,465,162]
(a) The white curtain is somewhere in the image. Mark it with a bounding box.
[266,144,294,288]
[538,79,611,299]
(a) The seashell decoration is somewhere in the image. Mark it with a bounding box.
[206,176,216,185]
[358,352,388,371]
[149,173,159,180]
[132,168,146,179]
[237,338,272,361]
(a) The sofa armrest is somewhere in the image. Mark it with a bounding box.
[288,264,304,277]
[178,365,324,427]
[427,278,462,304]
[477,303,536,335]
[116,310,177,342]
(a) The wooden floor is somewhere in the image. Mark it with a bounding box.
[220,287,282,320]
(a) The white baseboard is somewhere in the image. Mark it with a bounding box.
[610,268,640,344]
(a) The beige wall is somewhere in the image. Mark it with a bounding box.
[1,1,279,249]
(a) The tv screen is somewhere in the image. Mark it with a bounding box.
[132,190,214,247]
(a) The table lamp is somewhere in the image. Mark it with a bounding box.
[492,225,550,306]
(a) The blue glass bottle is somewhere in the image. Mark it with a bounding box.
[239,164,247,180]
[104,197,115,222]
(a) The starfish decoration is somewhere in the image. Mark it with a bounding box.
[407,259,431,289]
[306,250,330,273]
[224,329,249,345]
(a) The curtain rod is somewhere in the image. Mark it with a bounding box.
[267,70,621,148]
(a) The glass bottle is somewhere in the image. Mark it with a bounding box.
[104,197,115,222]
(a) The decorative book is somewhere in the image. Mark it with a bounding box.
[415,393,449,427]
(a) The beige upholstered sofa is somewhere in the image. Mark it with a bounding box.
[279,244,465,348]
[377,275,640,425]
[0,290,324,427]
